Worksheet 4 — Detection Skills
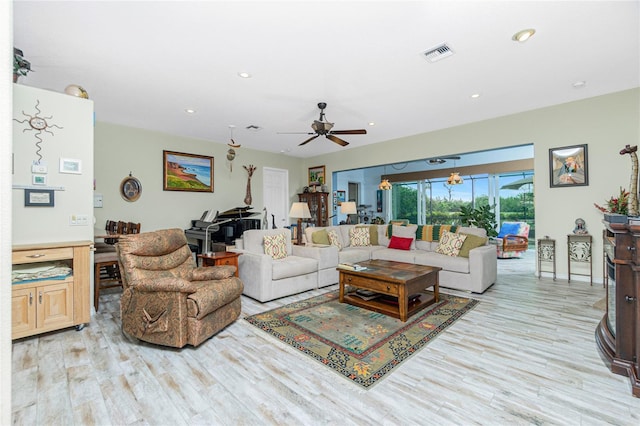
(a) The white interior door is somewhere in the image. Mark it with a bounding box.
[263,167,289,229]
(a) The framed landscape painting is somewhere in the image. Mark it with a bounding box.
[308,165,326,186]
[549,144,588,188]
[163,150,214,192]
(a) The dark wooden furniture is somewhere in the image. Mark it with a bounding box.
[595,221,640,397]
[198,251,241,277]
[298,192,329,227]
[567,233,592,283]
[338,259,440,322]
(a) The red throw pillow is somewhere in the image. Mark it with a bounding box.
[388,236,413,250]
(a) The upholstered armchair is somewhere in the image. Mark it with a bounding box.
[117,228,243,348]
[238,228,318,302]
[494,221,530,258]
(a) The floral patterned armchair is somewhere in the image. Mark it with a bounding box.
[495,221,530,258]
[117,228,243,348]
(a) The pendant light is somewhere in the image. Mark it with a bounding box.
[447,159,463,185]
[379,165,392,190]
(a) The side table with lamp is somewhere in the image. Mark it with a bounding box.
[289,202,311,245]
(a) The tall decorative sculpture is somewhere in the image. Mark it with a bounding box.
[243,164,256,206]
[620,145,639,216]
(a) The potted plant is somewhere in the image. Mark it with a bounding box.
[13,48,31,83]
[459,204,498,237]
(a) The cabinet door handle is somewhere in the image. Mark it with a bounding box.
[29,292,33,306]
[39,291,42,304]
[625,295,637,303]
[27,253,46,258]
[628,246,636,252]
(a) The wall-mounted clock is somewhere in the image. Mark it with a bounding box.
[120,174,142,202]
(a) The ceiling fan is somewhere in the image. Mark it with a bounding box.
[428,156,461,164]
[281,102,367,147]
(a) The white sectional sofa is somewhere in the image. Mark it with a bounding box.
[302,224,497,293]
[236,224,497,302]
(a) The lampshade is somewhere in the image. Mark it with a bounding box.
[378,179,392,190]
[447,172,464,185]
[289,202,311,219]
[340,201,357,215]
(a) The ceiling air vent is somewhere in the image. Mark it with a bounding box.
[422,43,454,63]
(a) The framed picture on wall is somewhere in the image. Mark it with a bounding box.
[308,165,326,186]
[549,144,588,188]
[336,190,346,205]
[24,189,54,207]
[163,150,214,192]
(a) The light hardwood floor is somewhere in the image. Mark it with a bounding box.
[12,252,640,425]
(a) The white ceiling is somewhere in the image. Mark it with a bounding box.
[13,1,640,159]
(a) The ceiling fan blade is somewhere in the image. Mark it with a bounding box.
[326,134,349,146]
[278,131,315,135]
[299,134,320,146]
[330,129,367,135]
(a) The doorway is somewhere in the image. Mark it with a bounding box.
[263,167,289,230]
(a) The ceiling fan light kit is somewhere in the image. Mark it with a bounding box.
[285,102,367,147]
[447,172,464,185]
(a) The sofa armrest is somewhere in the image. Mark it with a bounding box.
[237,251,274,301]
[293,244,339,269]
[468,244,498,289]
[129,277,197,293]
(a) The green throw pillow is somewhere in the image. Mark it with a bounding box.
[312,229,330,245]
[457,233,488,258]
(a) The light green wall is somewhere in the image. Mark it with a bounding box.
[95,89,639,281]
[94,122,305,232]
[304,88,640,282]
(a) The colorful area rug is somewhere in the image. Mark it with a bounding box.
[245,291,478,389]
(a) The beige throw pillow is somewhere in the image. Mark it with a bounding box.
[349,227,370,246]
[263,233,288,259]
[435,230,467,257]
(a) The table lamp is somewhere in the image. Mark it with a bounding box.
[340,201,357,224]
[289,202,311,245]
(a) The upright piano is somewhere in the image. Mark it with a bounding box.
[185,206,261,252]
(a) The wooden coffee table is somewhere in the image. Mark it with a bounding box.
[338,259,440,322]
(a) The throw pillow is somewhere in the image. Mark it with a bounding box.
[349,227,371,246]
[435,230,467,257]
[388,236,413,250]
[390,224,418,250]
[497,222,521,238]
[416,225,459,242]
[457,233,488,258]
[327,229,342,249]
[263,233,288,260]
[311,229,330,245]
[356,225,378,246]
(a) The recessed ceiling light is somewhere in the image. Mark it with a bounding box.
[512,28,536,43]
[470,93,481,99]
[237,72,252,78]
[368,122,375,126]
[573,80,587,88]
[184,108,196,114]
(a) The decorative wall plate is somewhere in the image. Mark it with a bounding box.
[120,174,142,202]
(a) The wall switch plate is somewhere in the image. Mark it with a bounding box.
[69,214,89,226]
[93,193,103,208]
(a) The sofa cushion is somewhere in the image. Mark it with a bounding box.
[311,229,330,245]
[264,233,288,259]
[272,255,318,280]
[457,233,488,258]
[389,224,417,249]
[350,227,371,246]
[435,230,467,257]
[356,225,378,245]
[415,251,470,274]
[497,222,522,238]
[388,236,412,250]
